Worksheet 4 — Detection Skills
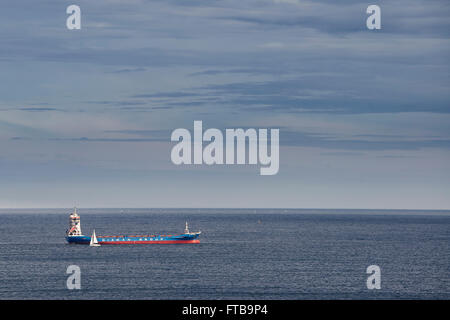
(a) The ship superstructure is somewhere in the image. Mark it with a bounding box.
[67,207,82,236]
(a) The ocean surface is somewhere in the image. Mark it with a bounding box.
[0,208,449,300]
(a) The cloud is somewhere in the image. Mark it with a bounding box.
[131,92,202,98]
[10,136,32,141]
[321,151,365,156]
[61,126,450,152]
[281,130,450,150]
[18,107,61,112]
[188,68,273,77]
[49,137,165,143]
[272,0,300,5]
[104,129,170,137]
[198,75,450,114]
[106,67,147,74]
[218,0,450,37]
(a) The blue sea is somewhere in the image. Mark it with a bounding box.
[0,209,449,299]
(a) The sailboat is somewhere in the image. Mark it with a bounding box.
[90,229,101,247]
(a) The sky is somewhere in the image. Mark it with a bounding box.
[0,0,449,209]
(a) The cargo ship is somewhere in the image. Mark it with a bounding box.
[65,208,201,244]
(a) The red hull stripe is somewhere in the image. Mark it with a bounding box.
[98,240,200,244]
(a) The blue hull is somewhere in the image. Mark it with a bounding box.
[66,233,200,244]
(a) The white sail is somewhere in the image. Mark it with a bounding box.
[90,229,101,247]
